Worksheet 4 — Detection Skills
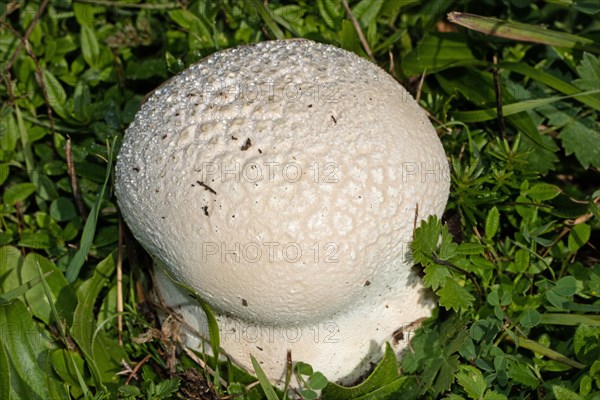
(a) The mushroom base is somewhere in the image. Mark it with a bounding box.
[153,265,435,389]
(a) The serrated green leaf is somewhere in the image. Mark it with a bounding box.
[558,115,600,169]
[485,207,500,240]
[507,362,539,389]
[483,391,508,400]
[153,378,181,397]
[574,325,600,364]
[568,224,591,252]
[411,215,443,266]
[437,279,475,312]
[423,263,451,290]
[431,354,460,394]
[574,53,600,91]
[456,365,487,399]
[551,384,583,400]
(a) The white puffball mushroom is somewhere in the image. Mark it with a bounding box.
[115,39,450,387]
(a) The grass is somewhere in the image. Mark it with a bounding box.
[1,0,599,399]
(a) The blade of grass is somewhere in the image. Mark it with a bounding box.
[66,137,116,283]
[251,354,280,400]
[0,339,8,400]
[452,89,600,122]
[0,271,53,304]
[71,251,117,391]
[245,0,285,40]
[499,61,600,111]
[540,313,600,326]
[448,12,600,54]
[35,261,91,398]
[169,277,221,363]
[504,329,586,369]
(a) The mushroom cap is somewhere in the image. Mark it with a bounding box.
[116,39,449,385]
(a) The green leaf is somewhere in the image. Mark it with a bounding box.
[485,207,500,240]
[73,3,97,26]
[558,115,600,168]
[411,215,443,266]
[352,377,417,400]
[553,276,578,297]
[22,253,77,325]
[49,349,87,388]
[299,389,318,400]
[3,182,36,205]
[0,270,53,305]
[0,300,65,399]
[526,183,561,201]
[295,361,313,376]
[429,354,461,394]
[42,70,68,118]
[423,263,451,290]
[573,53,600,91]
[506,362,539,389]
[437,279,475,312]
[574,325,600,364]
[250,355,280,400]
[551,384,583,400]
[402,33,478,76]
[49,197,77,222]
[483,391,509,400]
[456,365,487,400]
[568,224,591,252]
[519,310,542,328]
[152,378,181,397]
[322,343,401,399]
[308,372,328,390]
[80,25,100,68]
